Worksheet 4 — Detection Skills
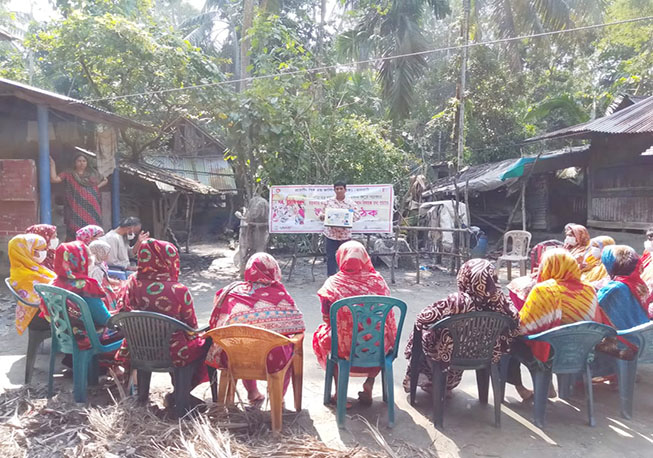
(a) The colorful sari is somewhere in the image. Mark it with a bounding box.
[9,234,56,335]
[25,224,58,270]
[76,225,105,245]
[519,248,599,361]
[598,245,650,328]
[44,242,120,353]
[205,253,305,395]
[403,259,520,392]
[59,169,103,240]
[312,241,396,377]
[581,236,615,283]
[118,239,207,385]
[564,223,591,264]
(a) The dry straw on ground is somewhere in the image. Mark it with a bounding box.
[1,385,426,458]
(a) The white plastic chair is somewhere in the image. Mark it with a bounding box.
[497,230,531,281]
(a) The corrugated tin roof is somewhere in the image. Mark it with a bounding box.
[606,94,649,115]
[527,96,653,141]
[423,158,518,196]
[120,161,219,195]
[144,155,237,193]
[423,146,589,197]
[0,78,149,130]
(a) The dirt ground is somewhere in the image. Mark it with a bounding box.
[2,238,653,457]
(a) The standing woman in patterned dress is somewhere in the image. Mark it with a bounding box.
[49,154,107,240]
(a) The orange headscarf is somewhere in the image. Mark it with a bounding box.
[8,234,56,334]
[564,223,591,264]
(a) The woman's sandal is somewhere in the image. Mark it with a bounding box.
[248,394,266,410]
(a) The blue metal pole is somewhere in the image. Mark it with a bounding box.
[37,105,52,224]
[111,157,120,228]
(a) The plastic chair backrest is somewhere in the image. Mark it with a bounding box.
[429,311,514,370]
[618,321,653,364]
[34,284,101,354]
[5,277,41,308]
[329,295,407,368]
[526,321,616,373]
[108,311,195,370]
[204,324,297,380]
[503,230,531,257]
[530,240,564,272]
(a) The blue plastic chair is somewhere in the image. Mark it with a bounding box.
[322,295,407,429]
[612,322,653,419]
[5,277,51,384]
[34,284,123,403]
[522,321,616,428]
[409,312,515,429]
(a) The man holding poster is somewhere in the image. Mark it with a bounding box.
[320,181,360,276]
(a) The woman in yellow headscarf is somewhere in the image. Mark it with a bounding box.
[505,249,600,398]
[8,234,56,335]
[519,248,599,361]
[581,236,616,284]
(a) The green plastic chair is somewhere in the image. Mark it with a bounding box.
[5,277,51,384]
[409,311,515,429]
[34,284,123,403]
[322,295,407,429]
[522,321,616,428]
[107,311,208,418]
[614,322,653,419]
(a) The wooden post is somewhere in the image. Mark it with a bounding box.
[163,192,181,242]
[185,194,196,254]
[521,180,527,231]
[391,227,399,284]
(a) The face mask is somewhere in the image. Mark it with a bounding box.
[590,247,601,260]
[49,237,59,249]
[645,240,653,253]
[564,236,576,246]
[34,251,47,264]
[127,233,136,241]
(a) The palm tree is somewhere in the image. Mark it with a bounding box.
[472,0,606,71]
[338,0,452,122]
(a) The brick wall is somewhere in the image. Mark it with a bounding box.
[0,159,38,275]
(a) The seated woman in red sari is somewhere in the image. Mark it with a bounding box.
[44,241,121,367]
[312,241,397,406]
[205,252,305,406]
[118,239,208,402]
[403,259,520,395]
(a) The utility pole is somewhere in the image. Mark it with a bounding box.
[456,0,471,172]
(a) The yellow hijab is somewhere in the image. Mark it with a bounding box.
[581,236,616,283]
[8,234,56,335]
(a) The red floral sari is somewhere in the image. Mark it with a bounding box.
[312,241,396,377]
[118,239,207,385]
[43,242,119,353]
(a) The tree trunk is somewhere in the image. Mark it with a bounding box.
[240,0,255,92]
[456,0,471,172]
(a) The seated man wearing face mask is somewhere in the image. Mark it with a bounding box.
[101,217,149,276]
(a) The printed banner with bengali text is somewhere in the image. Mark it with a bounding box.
[269,184,394,234]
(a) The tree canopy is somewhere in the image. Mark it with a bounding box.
[0,0,650,195]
